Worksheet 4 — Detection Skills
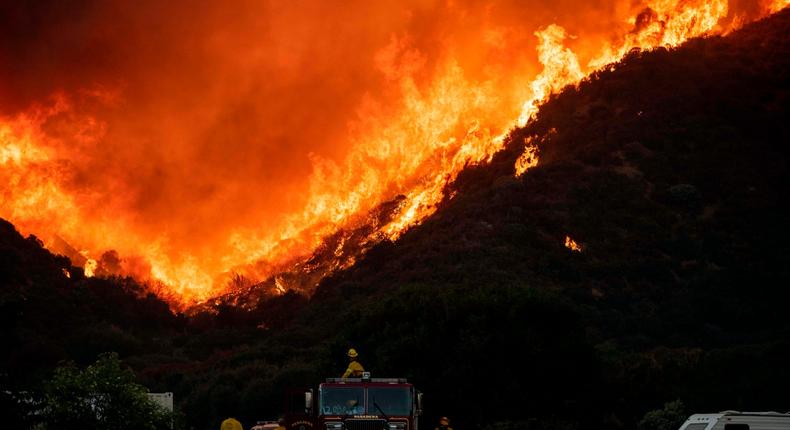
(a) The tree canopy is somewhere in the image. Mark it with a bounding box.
[40,353,174,430]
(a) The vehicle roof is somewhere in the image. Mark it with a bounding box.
[320,378,413,387]
[721,411,790,417]
[688,411,790,419]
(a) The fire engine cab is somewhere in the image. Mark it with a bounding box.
[287,373,423,430]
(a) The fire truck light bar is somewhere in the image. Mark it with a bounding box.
[324,378,408,383]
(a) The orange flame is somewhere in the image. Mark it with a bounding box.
[518,25,585,126]
[770,0,790,13]
[515,137,540,176]
[565,236,583,252]
[1,1,783,305]
[83,259,98,278]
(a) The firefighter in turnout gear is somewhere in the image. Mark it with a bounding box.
[435,416,453,430]
[342,348,364,378]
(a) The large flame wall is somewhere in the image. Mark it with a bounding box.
[1,0,785,304]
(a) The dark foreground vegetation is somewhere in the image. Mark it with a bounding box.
[2,9,790,430]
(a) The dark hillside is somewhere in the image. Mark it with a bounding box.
[300,8,790,427]
[318,9,790,311]
[0,219,180,383]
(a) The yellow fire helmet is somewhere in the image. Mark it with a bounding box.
[440,417,450,426]
[347,348,359,358]
[221,417,243,430]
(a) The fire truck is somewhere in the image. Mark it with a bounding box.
[284,373,423,430]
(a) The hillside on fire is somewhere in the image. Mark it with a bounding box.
[3,7,790,430]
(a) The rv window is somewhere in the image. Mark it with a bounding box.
[684,424,709,430]
[724,425,749,430]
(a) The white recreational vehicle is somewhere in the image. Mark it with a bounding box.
[679,411,790,430]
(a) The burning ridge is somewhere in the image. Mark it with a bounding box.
[1,0,787,308]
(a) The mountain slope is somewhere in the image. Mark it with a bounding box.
[0,219,180,381]
[318,9,790,305]
[295,7,790,426]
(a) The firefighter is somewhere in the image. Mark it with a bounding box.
[342,348,364,378]
[435,416,453,430]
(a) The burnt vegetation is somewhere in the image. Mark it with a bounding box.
[2,9,790,430]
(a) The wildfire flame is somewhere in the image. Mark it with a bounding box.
[518,25,585,126]
[1,0,784,306]
[565,236,583,252]
[514,137,540,177]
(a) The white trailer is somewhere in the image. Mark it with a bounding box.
[679,411,790,430]
[146,392,174,413]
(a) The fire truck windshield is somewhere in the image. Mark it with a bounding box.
[319,387,364,415]
[319,386,412,416]
[367,387,411,416]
